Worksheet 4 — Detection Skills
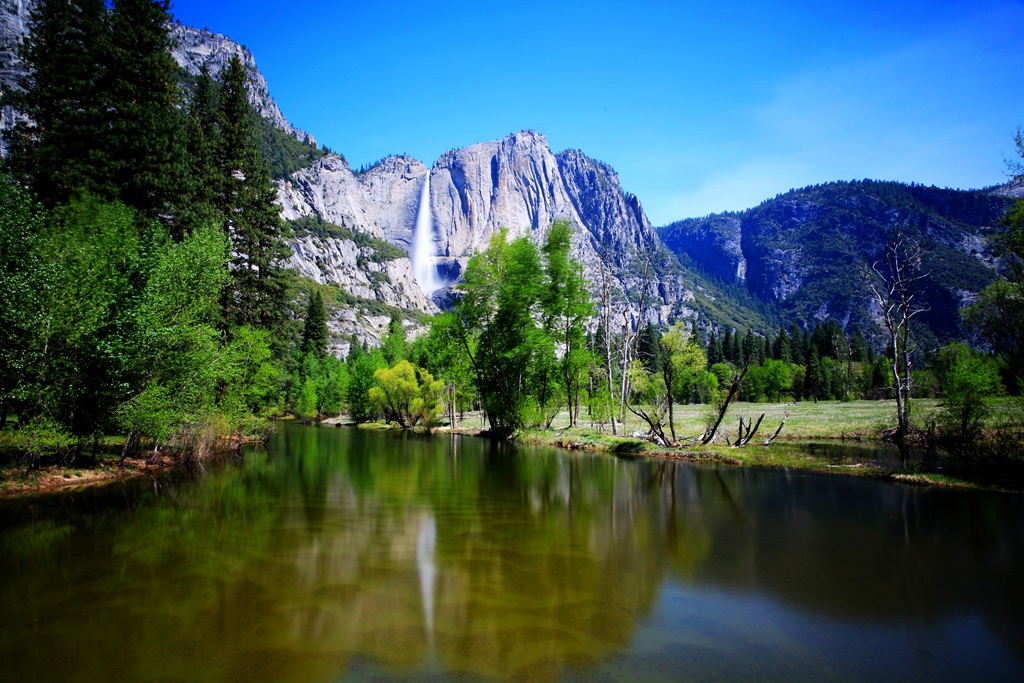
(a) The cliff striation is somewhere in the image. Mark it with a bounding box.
[286,130,697,324]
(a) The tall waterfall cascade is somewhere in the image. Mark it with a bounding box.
[412,173,439,296]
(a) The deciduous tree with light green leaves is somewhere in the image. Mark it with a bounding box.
[368,360,444,430]
[659,322,707,443]
[453,225,593,439]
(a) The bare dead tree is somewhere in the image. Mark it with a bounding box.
[732,413,765,447]
[700,357,753,445]
[869,234,930,445]
[618,257,653,426]
[627,398,671,446]
[598,255,618,435]
[762,411,790,446]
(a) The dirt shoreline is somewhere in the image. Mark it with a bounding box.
[0,437,254,500]
[0,453,185,499]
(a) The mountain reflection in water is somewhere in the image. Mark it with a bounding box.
[1,423,1021,682]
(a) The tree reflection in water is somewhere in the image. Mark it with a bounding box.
[0,423,1022,682]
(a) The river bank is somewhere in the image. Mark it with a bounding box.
[4,399,1018,497]
[0,435,255,500]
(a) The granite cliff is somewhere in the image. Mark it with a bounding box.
[285,130,697,325]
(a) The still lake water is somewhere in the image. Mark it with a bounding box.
[1,423,1022,682]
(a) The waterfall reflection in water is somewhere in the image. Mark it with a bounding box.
[0,423,1021,682]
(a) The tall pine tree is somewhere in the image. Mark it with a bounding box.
[177,66,222,237]
[101,0,187,221]
[300,290,328,359]
[216,55,291,332]
[3,0,109,205]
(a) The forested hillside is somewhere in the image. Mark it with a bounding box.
[660,180,1018,346]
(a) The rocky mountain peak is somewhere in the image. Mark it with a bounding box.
[169,23,315,146]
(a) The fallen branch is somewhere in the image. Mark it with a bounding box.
[762,410,790,446]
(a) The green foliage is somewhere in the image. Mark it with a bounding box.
[743,359,795,403]
[381,315,407,366]
[8,415,75,470]
[256,118,325,179]
[453,226,593,439]
[540,220,593,426]
[368,360,445,429]
[0,175,46,417]
[218,326,278,433]
[0,6,340,458]
[300,290,329,359]
[118,224,231,447]
[294,378,319,423]
[418,313,476,424]
[347,347,387,422]
[933,343,1003,453]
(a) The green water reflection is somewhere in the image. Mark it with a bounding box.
[1,424,1022,682]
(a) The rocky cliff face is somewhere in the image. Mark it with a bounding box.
[278,154,426,248]
[169,24,314,146]
[0,0,29,157]
[283,130,699,325]
[424,131,692,322]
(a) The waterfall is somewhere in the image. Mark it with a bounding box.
[413,173,439,296]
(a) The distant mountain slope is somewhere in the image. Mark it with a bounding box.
[659,180,1016,344]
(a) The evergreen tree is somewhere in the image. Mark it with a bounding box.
[300,290,328,359]
[806,348,822,401]
[381,314,407,366]
[3,0,109,205]
[636,322,661,374]
[773,325,791,363]
[215,55,291,332]
[722,328,734,363]
[101,0,186,221]
[788,322,805,364]
[177,66,221,237]
[741,330,758,366]
[707,330,724,366]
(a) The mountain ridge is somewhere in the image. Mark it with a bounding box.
[1,3,1016,352]
[658,179,1016,344]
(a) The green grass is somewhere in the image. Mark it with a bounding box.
[536,399,926,441]
[507,398,1022,490]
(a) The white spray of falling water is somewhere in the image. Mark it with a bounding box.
[413,173,439,296]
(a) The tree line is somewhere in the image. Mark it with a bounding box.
[0,0,308,465]
[2,2,1021,481]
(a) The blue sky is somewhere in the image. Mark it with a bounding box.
[169,0,1024,225]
